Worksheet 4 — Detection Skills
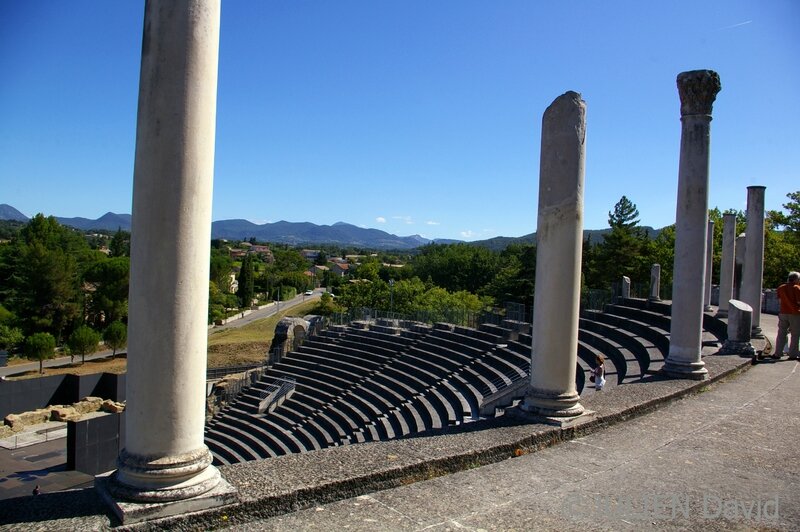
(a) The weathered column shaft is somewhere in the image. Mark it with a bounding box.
[650,263,661,301]
[523,91,585,418]
[664,70,721,381]
[113,0,222,501]
[717,213,736,317]
[621,276,631,300]
[704,220,715,311]
[741,186,766,337]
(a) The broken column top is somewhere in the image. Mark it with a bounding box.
[539,91,586,208]
[677,70,721,116]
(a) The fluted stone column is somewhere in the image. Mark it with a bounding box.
[522,91,586,418]
[716,213,736,317]
[650,264,661,301]
[105,0,231,511]
[741,185,766,337]
[704,220,715,311]
[663,70,721,381]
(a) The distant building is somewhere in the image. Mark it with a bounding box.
[301,249,320,260]
[311,264,329,275]
[331,262,350,277]
[250,245,274,263]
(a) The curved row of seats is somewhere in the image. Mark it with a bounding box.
[205,298,725,464]
[205,318,535,464]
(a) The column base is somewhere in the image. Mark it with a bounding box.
[751,326,764,339]
[719,339,755,357]
[521,387,584,418]
[108,446,220,502]
[704,305,713,312]
[96,470,238,525]
[660,358,708,381]
[508,405,595,427]
[715,309,728,318]
[649,296,661,302]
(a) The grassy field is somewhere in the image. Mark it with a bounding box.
[6,300,320,380]
[206,300,319,367]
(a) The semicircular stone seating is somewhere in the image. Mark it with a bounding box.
[204,297,727,465]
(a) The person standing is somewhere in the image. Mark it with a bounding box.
[774,271,800,360]
[591,354,606,391]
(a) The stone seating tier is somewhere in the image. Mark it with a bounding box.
[578,317,661,375]
[578,330,629,383]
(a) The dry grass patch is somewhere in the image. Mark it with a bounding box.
[7,355,128,380]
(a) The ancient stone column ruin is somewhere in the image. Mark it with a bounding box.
[741,185,766,337]
[704,220,715,311]
[649,264,661,301]
[103,0,234,517]
[663,70,721,381]
[716,213,737,317]
[719,300,755,357]
[522,91,586,418]
[621,276,631,300]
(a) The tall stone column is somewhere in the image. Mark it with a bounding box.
[649,264,661,301]
[703,220,715,311]
[106,0,229,509]
[522,91,586,418]
[741,185,766,337]
[716,213,736,317]
[663,70,721,381]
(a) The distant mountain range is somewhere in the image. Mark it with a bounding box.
[0,204,439,250]
[0,203,661,251]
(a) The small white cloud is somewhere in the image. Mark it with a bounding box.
[460,230,475,238]
[376,216,386,223]
[393,215,414,225]
[425,220,440,226]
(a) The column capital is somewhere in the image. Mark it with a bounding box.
[677,70,721,116]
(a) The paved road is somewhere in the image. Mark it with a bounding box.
[0,290,322,378]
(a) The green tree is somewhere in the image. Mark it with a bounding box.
[413,244,499,294]
[770,190,800,238]
[0,324,24,352]
[309,292,341,316]
[608,195,640,229]
[103,321,127,356]
[592,197,651,289]
[238,254,256,307]
[109,228,129,257]
[0,215,87,340]
[210,248,233,289]
[25,332,56,374]
[484,243,535,307]
[67,325,101,364]
[83,257,130,326]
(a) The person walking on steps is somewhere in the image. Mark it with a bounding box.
[591,354,606,391]
[774,271,800,360]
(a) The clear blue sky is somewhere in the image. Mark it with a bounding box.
[1,1,798,241]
